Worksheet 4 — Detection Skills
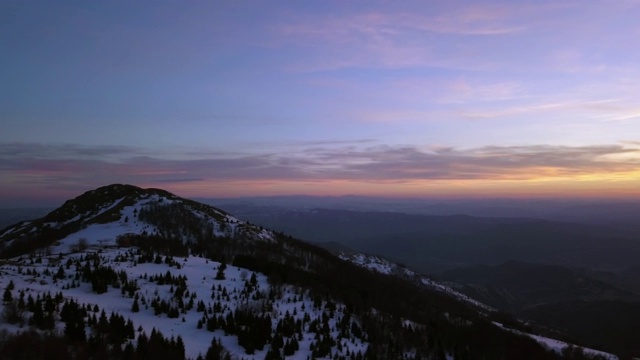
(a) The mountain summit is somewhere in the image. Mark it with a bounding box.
[0,185,619,359]
[0,184,271,259]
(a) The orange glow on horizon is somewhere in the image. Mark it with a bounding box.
[154,171,640,200]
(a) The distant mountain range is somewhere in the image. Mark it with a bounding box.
[213,206,640,273]
[206,195,640,232]
[0,208,51,229]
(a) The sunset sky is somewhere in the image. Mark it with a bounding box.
[2,1,640,206]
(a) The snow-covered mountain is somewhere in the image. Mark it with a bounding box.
[0,184,620,359]
[0,184,272,257]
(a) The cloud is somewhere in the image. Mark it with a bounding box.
[438,80,525,104]
[277,5,526,42]
[271,1,640,78]
[457,98,640,120]
[272,3,533,72]
[304,144,640,181]
[2,143,640,196]
[400,5,527,36]
[0,143,139,160]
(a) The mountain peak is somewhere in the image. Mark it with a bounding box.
[84,183,174,199]
[0,184,270,259]
[45,184,172,222]
[46,184,176,224]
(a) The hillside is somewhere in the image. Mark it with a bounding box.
[0,185,620,359]
[438,261,636,312]
[219,207,640,273]
[437,262,640,357]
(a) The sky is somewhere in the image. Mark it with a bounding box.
[2,0,640,206]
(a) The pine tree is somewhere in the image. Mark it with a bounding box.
[265,347,283,360]
[3,288,12,303]
[176,336,186,358]
[132,299,140,312]
[29,300,44,328]
[64,314,86,343]
[215,262,227,280]
[55,265,65,280]
[205,337,224,360]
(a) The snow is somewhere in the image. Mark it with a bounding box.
[86,197,127,222]
[0,244,368,359]
[340,252,495,312]
[1,221,30,237]
[493,322,618,360]
[345,253,395,274]
[49,209,157,254]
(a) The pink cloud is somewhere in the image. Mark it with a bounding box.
[272,2,539,72]
[457,98,640,120]
[2,142,640,203]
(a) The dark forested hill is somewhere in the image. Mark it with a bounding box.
[438,261,636,312]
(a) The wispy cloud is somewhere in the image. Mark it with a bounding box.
[272,3,535,72]
[305,144,640,180]
[457,98,638,120]
[400,5,527,35]
[0,143,140,160]
[437,79,526,104]
[2,143,639,196]
[277,5,526,42]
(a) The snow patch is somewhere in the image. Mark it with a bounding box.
[493,322,618,360]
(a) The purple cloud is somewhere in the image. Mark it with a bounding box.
[2,143,639,193]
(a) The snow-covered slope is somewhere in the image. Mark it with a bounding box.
[339,253,494,312]
[0,184,622,360]
[339,252,620,360]
[0,185,373,359]
[0,248,367,359]
[493,322,618,360]
[0,184,274,258]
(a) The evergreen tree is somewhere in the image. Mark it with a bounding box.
[264,347,283,360]
[2,300,23,325]
[215,263,227,280]
[29,300,44,328]
[2,288,12,303]
[205,337,225,360]
[132,299,140,312]
[176,336,186,358]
